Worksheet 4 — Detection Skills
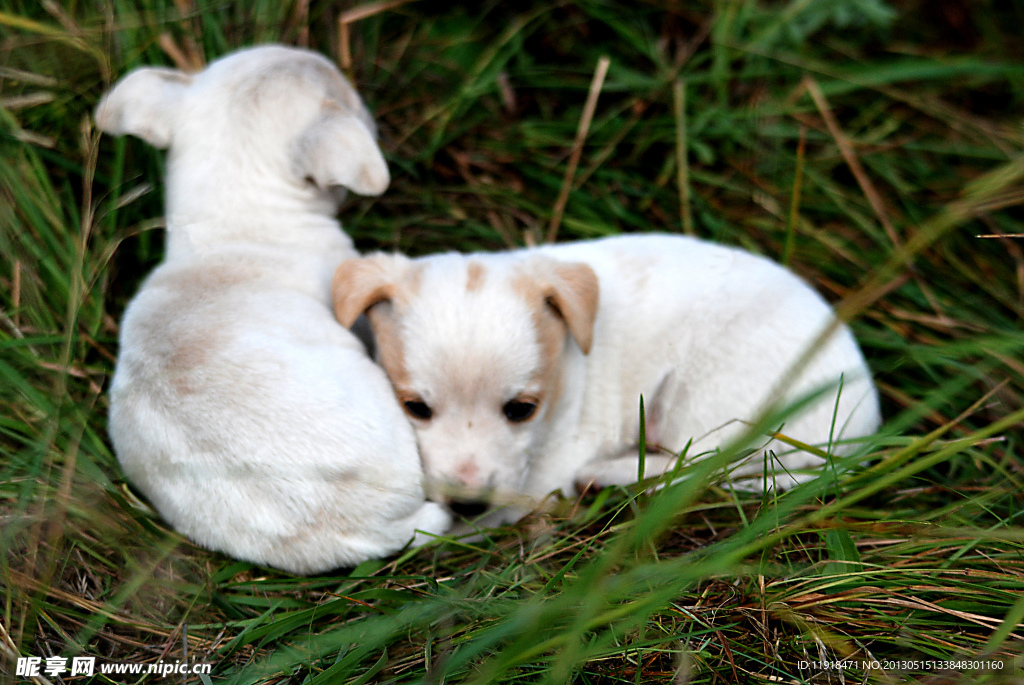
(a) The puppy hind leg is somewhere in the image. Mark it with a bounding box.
[573,367,689,491]
[574,452,679,491]
[641,366,681,449]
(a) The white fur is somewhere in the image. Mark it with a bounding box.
[333,234,881,516]
[99,45,449,575]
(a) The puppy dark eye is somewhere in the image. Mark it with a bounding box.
[403,400,433,420]
[502,399,538,423]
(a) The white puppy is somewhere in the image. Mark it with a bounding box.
[332,234,880,515]
[98,45,449,574]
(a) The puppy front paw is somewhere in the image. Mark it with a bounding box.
[408,501,453,546]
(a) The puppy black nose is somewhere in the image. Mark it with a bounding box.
[447,498,490,519]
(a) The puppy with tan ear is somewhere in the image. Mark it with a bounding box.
[333,234,881,518]
[99,45,449,575]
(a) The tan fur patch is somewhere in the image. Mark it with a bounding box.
[404,263,424,299]
[333,256,421,328]
[511,270,568,412]
[151,260,254,295]
[466,260,486,292]
[168,335,210,375]
[352,261,422,395]
[168,347,206,395]
[145,265,244,394]
[546,262,599,354]
[513,258,599,354]
[366,304,411,391]
[530,300,567,410]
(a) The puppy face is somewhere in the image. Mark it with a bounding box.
[333,253,598,506]
[95,45,388,197]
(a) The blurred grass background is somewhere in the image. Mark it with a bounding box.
[2,0,1024,683]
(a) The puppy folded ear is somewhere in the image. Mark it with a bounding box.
[538,261,600,355]
[94,67,192,148]
[293,108,390,196]
[332,255,407,328]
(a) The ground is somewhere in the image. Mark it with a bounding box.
[1,1,1023,683]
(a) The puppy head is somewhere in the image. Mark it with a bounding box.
[333,253,599,508]
[94,44,388,197]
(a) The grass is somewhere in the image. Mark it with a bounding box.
[2,0,1024,683]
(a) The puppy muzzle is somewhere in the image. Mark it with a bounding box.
[446,497,491,519]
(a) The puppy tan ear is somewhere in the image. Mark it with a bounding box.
[541,261,599,355]
[293,108,390,196]
[94,67,192,148]
[332,256,403,328]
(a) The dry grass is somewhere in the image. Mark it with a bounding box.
[2,1,1024,683]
